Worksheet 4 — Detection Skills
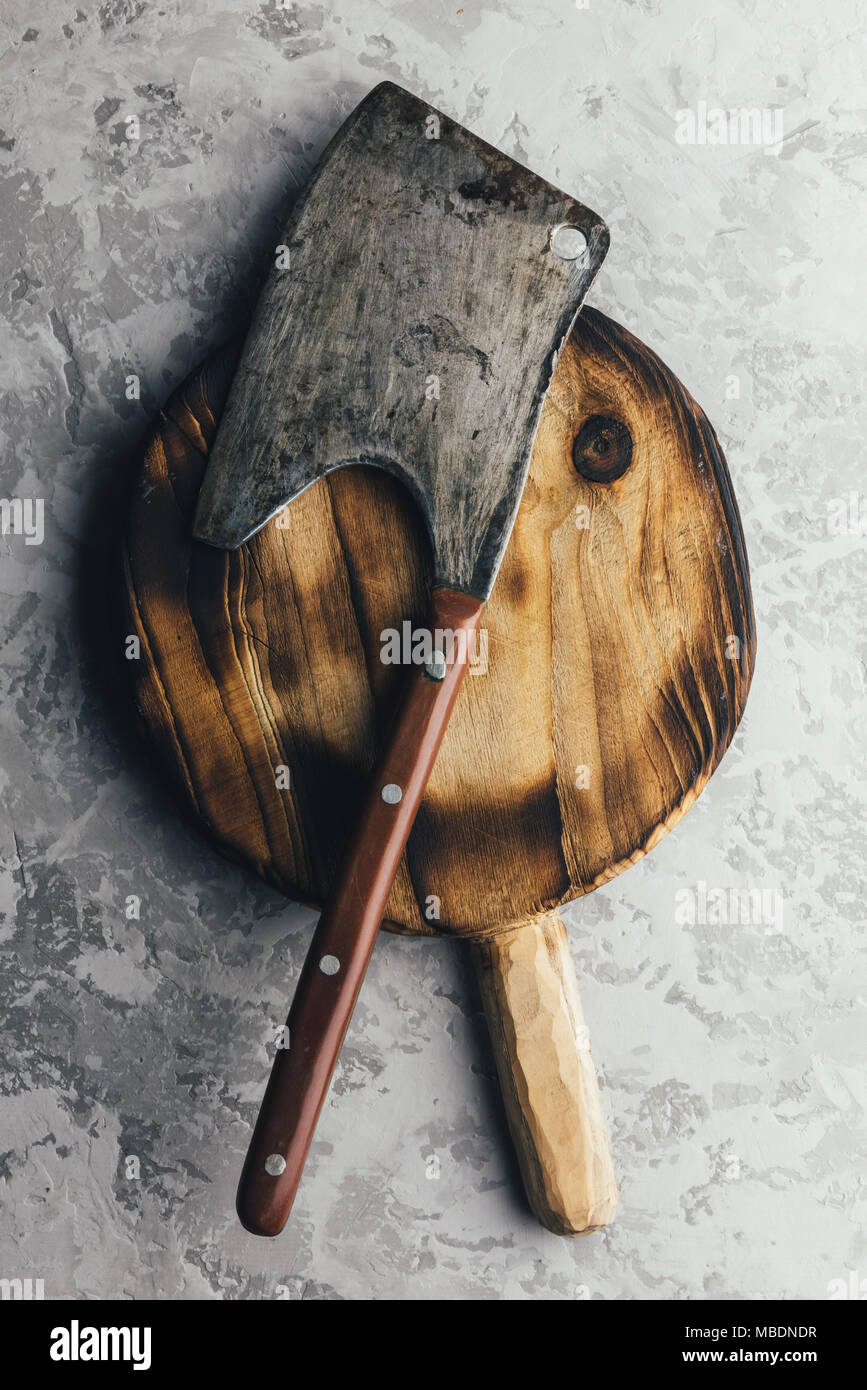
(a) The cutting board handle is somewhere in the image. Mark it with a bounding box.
[236,587,484,1236]
[471,911,617,1235]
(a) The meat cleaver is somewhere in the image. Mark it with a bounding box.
[192,82,609,1235]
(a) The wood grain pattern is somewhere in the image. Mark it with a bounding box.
[121,306,755,941]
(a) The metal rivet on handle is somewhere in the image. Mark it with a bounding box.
[424,648,447,681]
[551,224,588,261]
[265,1153,286,1177]
[381,783,403,804]
[319,954,340,976]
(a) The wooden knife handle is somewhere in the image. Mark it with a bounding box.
[471,911,618,1236]
[237,587,484,1236]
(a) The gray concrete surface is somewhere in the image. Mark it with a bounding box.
[1,0,864,1300]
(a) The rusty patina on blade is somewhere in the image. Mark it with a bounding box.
[193,82,608,599]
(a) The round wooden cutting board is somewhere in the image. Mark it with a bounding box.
[121,305,754,935]
[119,305,755,1235]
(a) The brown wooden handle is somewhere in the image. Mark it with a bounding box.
[237,587,484,1236]
[471,911,617,1236]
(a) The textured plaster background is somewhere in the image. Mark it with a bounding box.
[1,0,865,1301]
